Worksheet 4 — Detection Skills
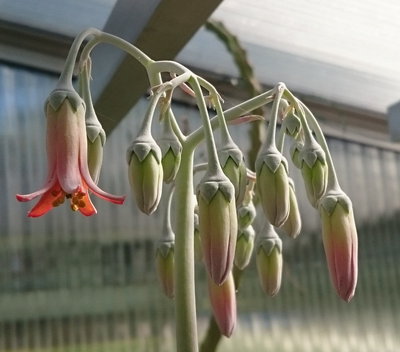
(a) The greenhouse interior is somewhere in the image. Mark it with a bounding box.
[0,0,400,351]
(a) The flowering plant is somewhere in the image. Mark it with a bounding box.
[17,28,358,352]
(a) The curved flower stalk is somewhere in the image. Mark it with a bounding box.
[207,272,236,337]
[16,90,125,217]
[255,221,283,297]
[197,174,237,285]
[280,178,302,238]
[319,188,358,302]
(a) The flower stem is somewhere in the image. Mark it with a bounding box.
[58,28,101,90]
[174,146,198,352]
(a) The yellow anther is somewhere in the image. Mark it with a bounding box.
[77,191,85,199]
[70,203,79,212]
[78,200,86,208]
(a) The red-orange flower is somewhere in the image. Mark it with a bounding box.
[16,90,125,217]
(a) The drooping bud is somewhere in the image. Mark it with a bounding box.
[237,201,256,230]
[290,141,304,169]
[127,135,163,215]
[255,146,290,227]
[234,225,255,270]
[155,239,175,299]
[158,121,182,184]
[256,222,283,297]
[86,113,106,184]
[197,175,237,285]
[299,138,328,207]
[219,142,247,206]
[280,178,301,238]
[207,272,236,337]
[282,110,301,138]
[319,189,358,302]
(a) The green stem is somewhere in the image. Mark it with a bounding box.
[188,76,222,176]
[58,28,101,90]
[174,146,198,352]
[162,184,175,241]
[276,125,286,153]
[80,59,99,126]
[264,83,285,150]
[298,101,340,190]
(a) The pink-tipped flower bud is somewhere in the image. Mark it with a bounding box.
[234,225,255,270]
[127,136,163,215]
[159,135,182,184]
[256,222,283,297]
[280,178,302,238]
[255,146,290,227]
[155,240,175,299]
[319,189,358,302]
[197,175,237,285]
[219,143,247,206]
[299,139,328,207]
[207,272,236,337]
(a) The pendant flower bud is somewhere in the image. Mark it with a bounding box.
[16,89,125,217]
[319,189,358,302]
[282,111,301,138]
[280,178,301,238]
[234,225,255,270]
[155,239,175,299]
[207,272,236,337]
[197,175,237,285]
[219,143,247,206]
[127,135,163,215]
[159,134,182,184]
[86,113,106,184]
[256,222,283,297]
[299,140,328,207]
[237,201,256,230]
[290,141,304,169]
[193,212,203,262]
[255,146,290,227]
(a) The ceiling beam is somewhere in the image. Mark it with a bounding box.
[91,0,224,134]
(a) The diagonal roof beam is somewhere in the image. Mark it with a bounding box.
[91,0,224,134]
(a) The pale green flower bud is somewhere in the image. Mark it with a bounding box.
[290,141,304,169]
[219,143,247,206]
[193,212,203,262]
[255,146,290,227]
[319,189,358,302]
[256,223,283,297]
[127,136,163,215]
[237,201,256,230]
[197,175,237,285]
[155,240,175,299]
[86,122,106,184]
[282,111,301,138]
[280,178,301,238]
[207,272,236,337]
[299,139,328,207]
[234,225,255,270]
[159,135,182,184]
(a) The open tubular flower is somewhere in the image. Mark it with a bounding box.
[319,189,358,302]
[16,89,125,217]
[299,139,328,207]
[197,175,237,285]
[207,272,236,337]
[234,225,255,270]
[256,222,283,297]
[255,146,290,227]
[219,143,247,206]
[280,178,301,238]
[155,239,175,299]
[127,135,163,215]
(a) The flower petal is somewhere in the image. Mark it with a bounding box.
[27,187,61,217]
[78,192,97,216]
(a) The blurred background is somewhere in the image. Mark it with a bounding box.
[1,0,400,351]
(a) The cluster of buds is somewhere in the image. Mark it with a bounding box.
[16,28,359,351]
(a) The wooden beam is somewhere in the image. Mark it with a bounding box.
[91,0,224,134]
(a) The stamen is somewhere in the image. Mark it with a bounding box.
[70,203,79,212]
[78,200,86,208]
